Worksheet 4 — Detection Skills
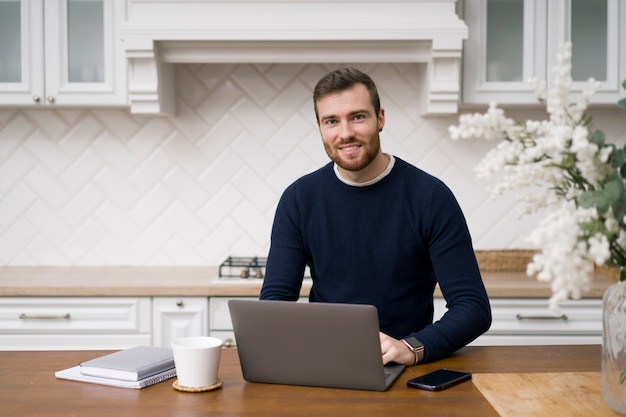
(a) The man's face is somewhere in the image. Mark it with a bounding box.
[316,83,385,173]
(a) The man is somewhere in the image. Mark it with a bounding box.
[260,67,491,366]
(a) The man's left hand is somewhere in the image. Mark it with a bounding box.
[379,332,417,366]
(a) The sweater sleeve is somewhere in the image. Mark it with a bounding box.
[408,182,492,362]
[260,184,307,301]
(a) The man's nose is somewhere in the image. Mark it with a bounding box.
[338,121,354,140]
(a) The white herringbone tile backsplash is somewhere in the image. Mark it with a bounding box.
[1,63,625,266]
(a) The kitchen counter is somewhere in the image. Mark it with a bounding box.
[0,266,616,298]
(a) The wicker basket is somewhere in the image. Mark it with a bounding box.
[595,263,622,281]
[474,249,538,273]
[475,249,623,280]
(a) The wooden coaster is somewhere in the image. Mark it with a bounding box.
[172,379,223,393]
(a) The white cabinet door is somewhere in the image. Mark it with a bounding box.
[152,297,208,348]
[463,0,548,104]
[0,0,127,107]
[0,0,44,105]
[462,0,625,105]
[547,0,625,103]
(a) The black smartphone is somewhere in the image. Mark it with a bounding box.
[407,368,472,391]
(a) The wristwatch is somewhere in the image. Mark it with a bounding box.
[401,336,425,366]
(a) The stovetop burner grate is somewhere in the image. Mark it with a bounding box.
[218,256,267,279]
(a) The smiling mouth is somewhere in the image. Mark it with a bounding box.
[340,144,361,154]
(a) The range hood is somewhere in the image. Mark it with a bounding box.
[120,0,467,115]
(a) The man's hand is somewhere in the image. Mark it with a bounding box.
[379,332,417,366]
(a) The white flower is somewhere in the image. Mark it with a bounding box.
[449,103,516,142]
[450,41,626,311]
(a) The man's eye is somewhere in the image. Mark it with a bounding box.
[353,114,365,121]
[325,119,337,125]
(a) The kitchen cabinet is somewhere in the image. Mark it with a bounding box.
[212,296,602,347]
[0,0,127,107]
[462,0,626,105]
[0,297,152,350]
[0,295,602,350]
[152,297,208,348]
[0,296,209,350]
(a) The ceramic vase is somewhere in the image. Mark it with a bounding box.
[602,279,626,414]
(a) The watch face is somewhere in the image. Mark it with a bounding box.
[405,336,424,349]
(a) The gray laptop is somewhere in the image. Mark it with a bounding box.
[228,299,405,391]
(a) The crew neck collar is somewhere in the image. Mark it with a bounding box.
[333,154,395,187]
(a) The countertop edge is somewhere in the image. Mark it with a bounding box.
[0,267,616,299]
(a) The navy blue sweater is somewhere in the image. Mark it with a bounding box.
[260,157,491,362]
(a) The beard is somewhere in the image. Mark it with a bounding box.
[324,134,381,172]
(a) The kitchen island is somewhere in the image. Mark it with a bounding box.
[1,344,618,417]
[0,266,616,350]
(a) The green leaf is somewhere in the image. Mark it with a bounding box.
[607,174,626,226]
[623,79,626,90]
[613,197,626,228]
[619,98,626,110]
[578,176,624,215]
[578,191,594,208]
[605,177,625,206]
[579,191,610,214]
[620,366,626,384]
[609,173,625,194]
[610,149,624,168]
[589,130,606,147]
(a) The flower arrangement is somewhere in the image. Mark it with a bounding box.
[449,42,626,312]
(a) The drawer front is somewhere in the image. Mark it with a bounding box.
[0,297,152,333]
[434,297,602,345]
[487,299,602,335]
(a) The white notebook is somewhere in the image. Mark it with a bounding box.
[55,366,176,389]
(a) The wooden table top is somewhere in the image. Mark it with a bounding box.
[1,345,604,417]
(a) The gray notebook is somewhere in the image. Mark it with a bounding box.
[228,299,405,391]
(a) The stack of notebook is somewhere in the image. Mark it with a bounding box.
[55,346,177,389]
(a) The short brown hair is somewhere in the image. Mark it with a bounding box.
[313,67,381,122]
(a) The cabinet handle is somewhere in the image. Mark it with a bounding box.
[47,96,55,103]
[19,313,71,320]
[223,338,236,348]
[176,299,184,307]
[516,314,568,321]
[32,95,41,103]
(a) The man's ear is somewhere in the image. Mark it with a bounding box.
[378,107,385,132]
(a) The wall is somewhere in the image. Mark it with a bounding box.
[0,63,625,266]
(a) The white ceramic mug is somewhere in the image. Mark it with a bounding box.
[172,336,223,388]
